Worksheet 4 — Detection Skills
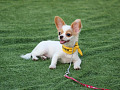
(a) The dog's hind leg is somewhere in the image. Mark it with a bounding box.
[31,48,47,61]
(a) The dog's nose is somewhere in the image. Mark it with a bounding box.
[60,36,63,39]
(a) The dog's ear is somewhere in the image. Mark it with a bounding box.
[54,16,65,31]
[71,19,82,34]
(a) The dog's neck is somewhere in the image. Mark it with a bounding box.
[63,35,79,47]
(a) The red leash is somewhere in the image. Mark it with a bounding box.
[64,75,110,90]
[64,43,110,90]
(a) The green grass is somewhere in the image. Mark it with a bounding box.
[0,0,120,90]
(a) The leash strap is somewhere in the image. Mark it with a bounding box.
[64,75,110,90]
[64,42,110,90]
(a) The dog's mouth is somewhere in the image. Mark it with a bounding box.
[60,40,70,44]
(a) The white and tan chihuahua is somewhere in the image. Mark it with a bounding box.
[21,16,82,70]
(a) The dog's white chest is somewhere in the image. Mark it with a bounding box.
[60,53,73,63]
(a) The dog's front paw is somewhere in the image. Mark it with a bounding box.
[49,65,56,69]
[74,66,81,70]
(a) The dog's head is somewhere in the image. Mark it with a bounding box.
[54,16,82,45]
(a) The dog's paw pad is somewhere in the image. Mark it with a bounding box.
[41,56,47,60]
[49,65,56,69]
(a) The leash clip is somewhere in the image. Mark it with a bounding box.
[65,71,70,76]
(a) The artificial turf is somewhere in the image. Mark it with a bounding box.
[0,0,120,90]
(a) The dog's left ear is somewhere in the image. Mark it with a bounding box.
[71,19,82,34]
[54,16,65,31]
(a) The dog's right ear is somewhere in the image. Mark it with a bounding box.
[54,16,65,31]
[71,19,82,35]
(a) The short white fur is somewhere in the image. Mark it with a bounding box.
[21,16,82,70]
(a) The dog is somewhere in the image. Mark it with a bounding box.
[21,16,83,70]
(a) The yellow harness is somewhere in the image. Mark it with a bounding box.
[62,42,83,56]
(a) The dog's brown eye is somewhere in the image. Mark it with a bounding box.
[66,33,71,37]
[59,32,61,35]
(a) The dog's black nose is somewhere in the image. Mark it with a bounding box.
[60,36,63,39]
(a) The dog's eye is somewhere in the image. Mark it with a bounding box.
[66,33,71,37]
[58,32,61,35]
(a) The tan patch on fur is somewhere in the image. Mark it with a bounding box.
[58,29,64,35]
[66,29,78,36]
[72,30,78,35]
[66,30,73,37]
[61,29,64,34]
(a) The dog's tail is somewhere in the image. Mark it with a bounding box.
[20,53,32,60]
